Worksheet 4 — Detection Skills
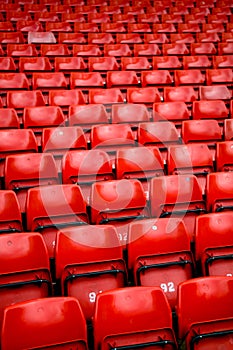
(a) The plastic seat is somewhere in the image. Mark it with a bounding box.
[1,297,87,350]
[56,225,126,321]
[175,70,205,86]
[192,100,228,123]
[58,33,86,44]
[0,190,22,233]
[88,33,115,45]
[7,11,32,22]
[74,23,99,33]
[89,88,124,104]
[128,23,151,33]
[177,276,233,350]
[195,212,233,276]
[115,147,164,198]
[206,171,233,213]
[0,108,19,129]
[199,85,232,100]
[163,43,189,55]
[150,174,206,241]
[162,14,183,23]
[41,44,70,57]
[153,23,177,33]
[167,143,214,194]
[34,12,60,22]
[152,56,182,70]
[170,33,195,43]
[182,119,222,154]
[49,89,86,107]
[141,71,173,87]
[62,149,114,204]
[16,20,44,32]
[7,90,46,111]
[62,13,86,23]
[153,101,190,128]
[28,32,56,44]
[137,13,159,23]
[224,119,233,141]
[112,104,150,128]
[216,141,233,172]
[99,5,121,14]
[0,129,38,178]
[113,14,136,23]
[128,218,194,309]
[90,179,149,244]
[134,44,161,56]
[0,73,29,91]
[88,57,119,72]
[70,72,105,89]
[73,44,102,56]
[42,126,87,172]
[164,86,198,102]
[196,32,221,43]
[178,23,201,33]
[0,57,15,73]
[104,44,132,57]
[45,22,73,33]
[101,23,126,33]
[202,23,225,33]
[137,122,180,162]
[19,57,52,73]
[107,71,139,88]
[24,4,47,14]
[93,286,177,350]
[7,44,37,57]
[23,106,66,146]
[88,13,110,23]
[0,22,14,32]
[32,72,67,90]
[54,57,86,72]
[50,4,72,13]
[0,232,52,335]
[124,6,145,15]
[26,184,89,258]
[116,33,143,44]
[127,87,162,104]
[144,33,169,44]
[214,53,233,69]
[183,55,211,69]
[208,14,228,23]
[5,153,59,213]
[0,32,25,44]
[191,42,217,55]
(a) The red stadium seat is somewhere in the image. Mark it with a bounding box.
[224,119,233,140]
[34,12,60,22]
[70,72,105,89]
[175,70,205,86]
[62,149,114,203]
[19,57,52,72]
[170,33,195,43]
[7,44,37,57]
[0,73,29,91]
[90,179,149,244]
[88,57,119,71]
[153,56,182,69]
[23,106,66,146]
[58,33,86,44]
[112,103,150,128]
[74,23,99,33]
[0,22,14,32]
[45,22,73,33]
[0,32,25,44]
[141,70,173,87]
[26,184,89,259]
[1,297,87,350]
[7,90,46,111]
[137,122,180,161]
[192,100,228,124]
[88,33,115,45]
[5,153,59,213]
[202,23,225,33]
[104,44,132,57]
[32,72,67,90]
[93,287,177,350]
[195,212,233,276]
[153,101,190,126]
[0,232,52,335]
[0,57,16,72]
[183,55,212,69]
[134,43,161,56]
[164,86,198,102]
[128,218,194,309]
[137,13,159,23]
[163,43,189,55]
[144,33,169,44]
[0,108,19,129]
[178,23,201,33]
[41,44,70,57]
[28,31,56,44]
[55,225,126,321]
[107,71,139,88]
[121,57,151,70]
[153,23,176,33]
[127,87,162,104]
[199,85,232,100]
[196,32,220,43]
[206,68,233,85]
[0,129,37,178]
[150,174,206,241]
[73,44,102,56]
[49,89,85,108]
[101,22,126,33]
[216,141,233,172]
[115,147,164,197]
[182,119,222,159]
[54,57,86,72]
[89,88,124,104]
[112,14,136,23]
[206,171,233,213]
[116,33,143,44]
[213,55,233,69]
[167,143,214,194]
[177,276,233,350]
[0,190,22,233]
[42,126,87,172]
[191,42,217,55]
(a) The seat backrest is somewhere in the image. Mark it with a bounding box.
[89,88,124,104]
[7,90,46,109]
[192,100,228,121]
[216,141,233,171]
[111,103,150,125]
[1,297,87,350]
[195,212,233,262]
[138,122,180,147]
[94,286,175,350]
[206,171,233,212]
[0,190,22,233]
[23,106,66,129]
[182,119,222,143]
[69,104,109,128]
[177,276,233,339]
